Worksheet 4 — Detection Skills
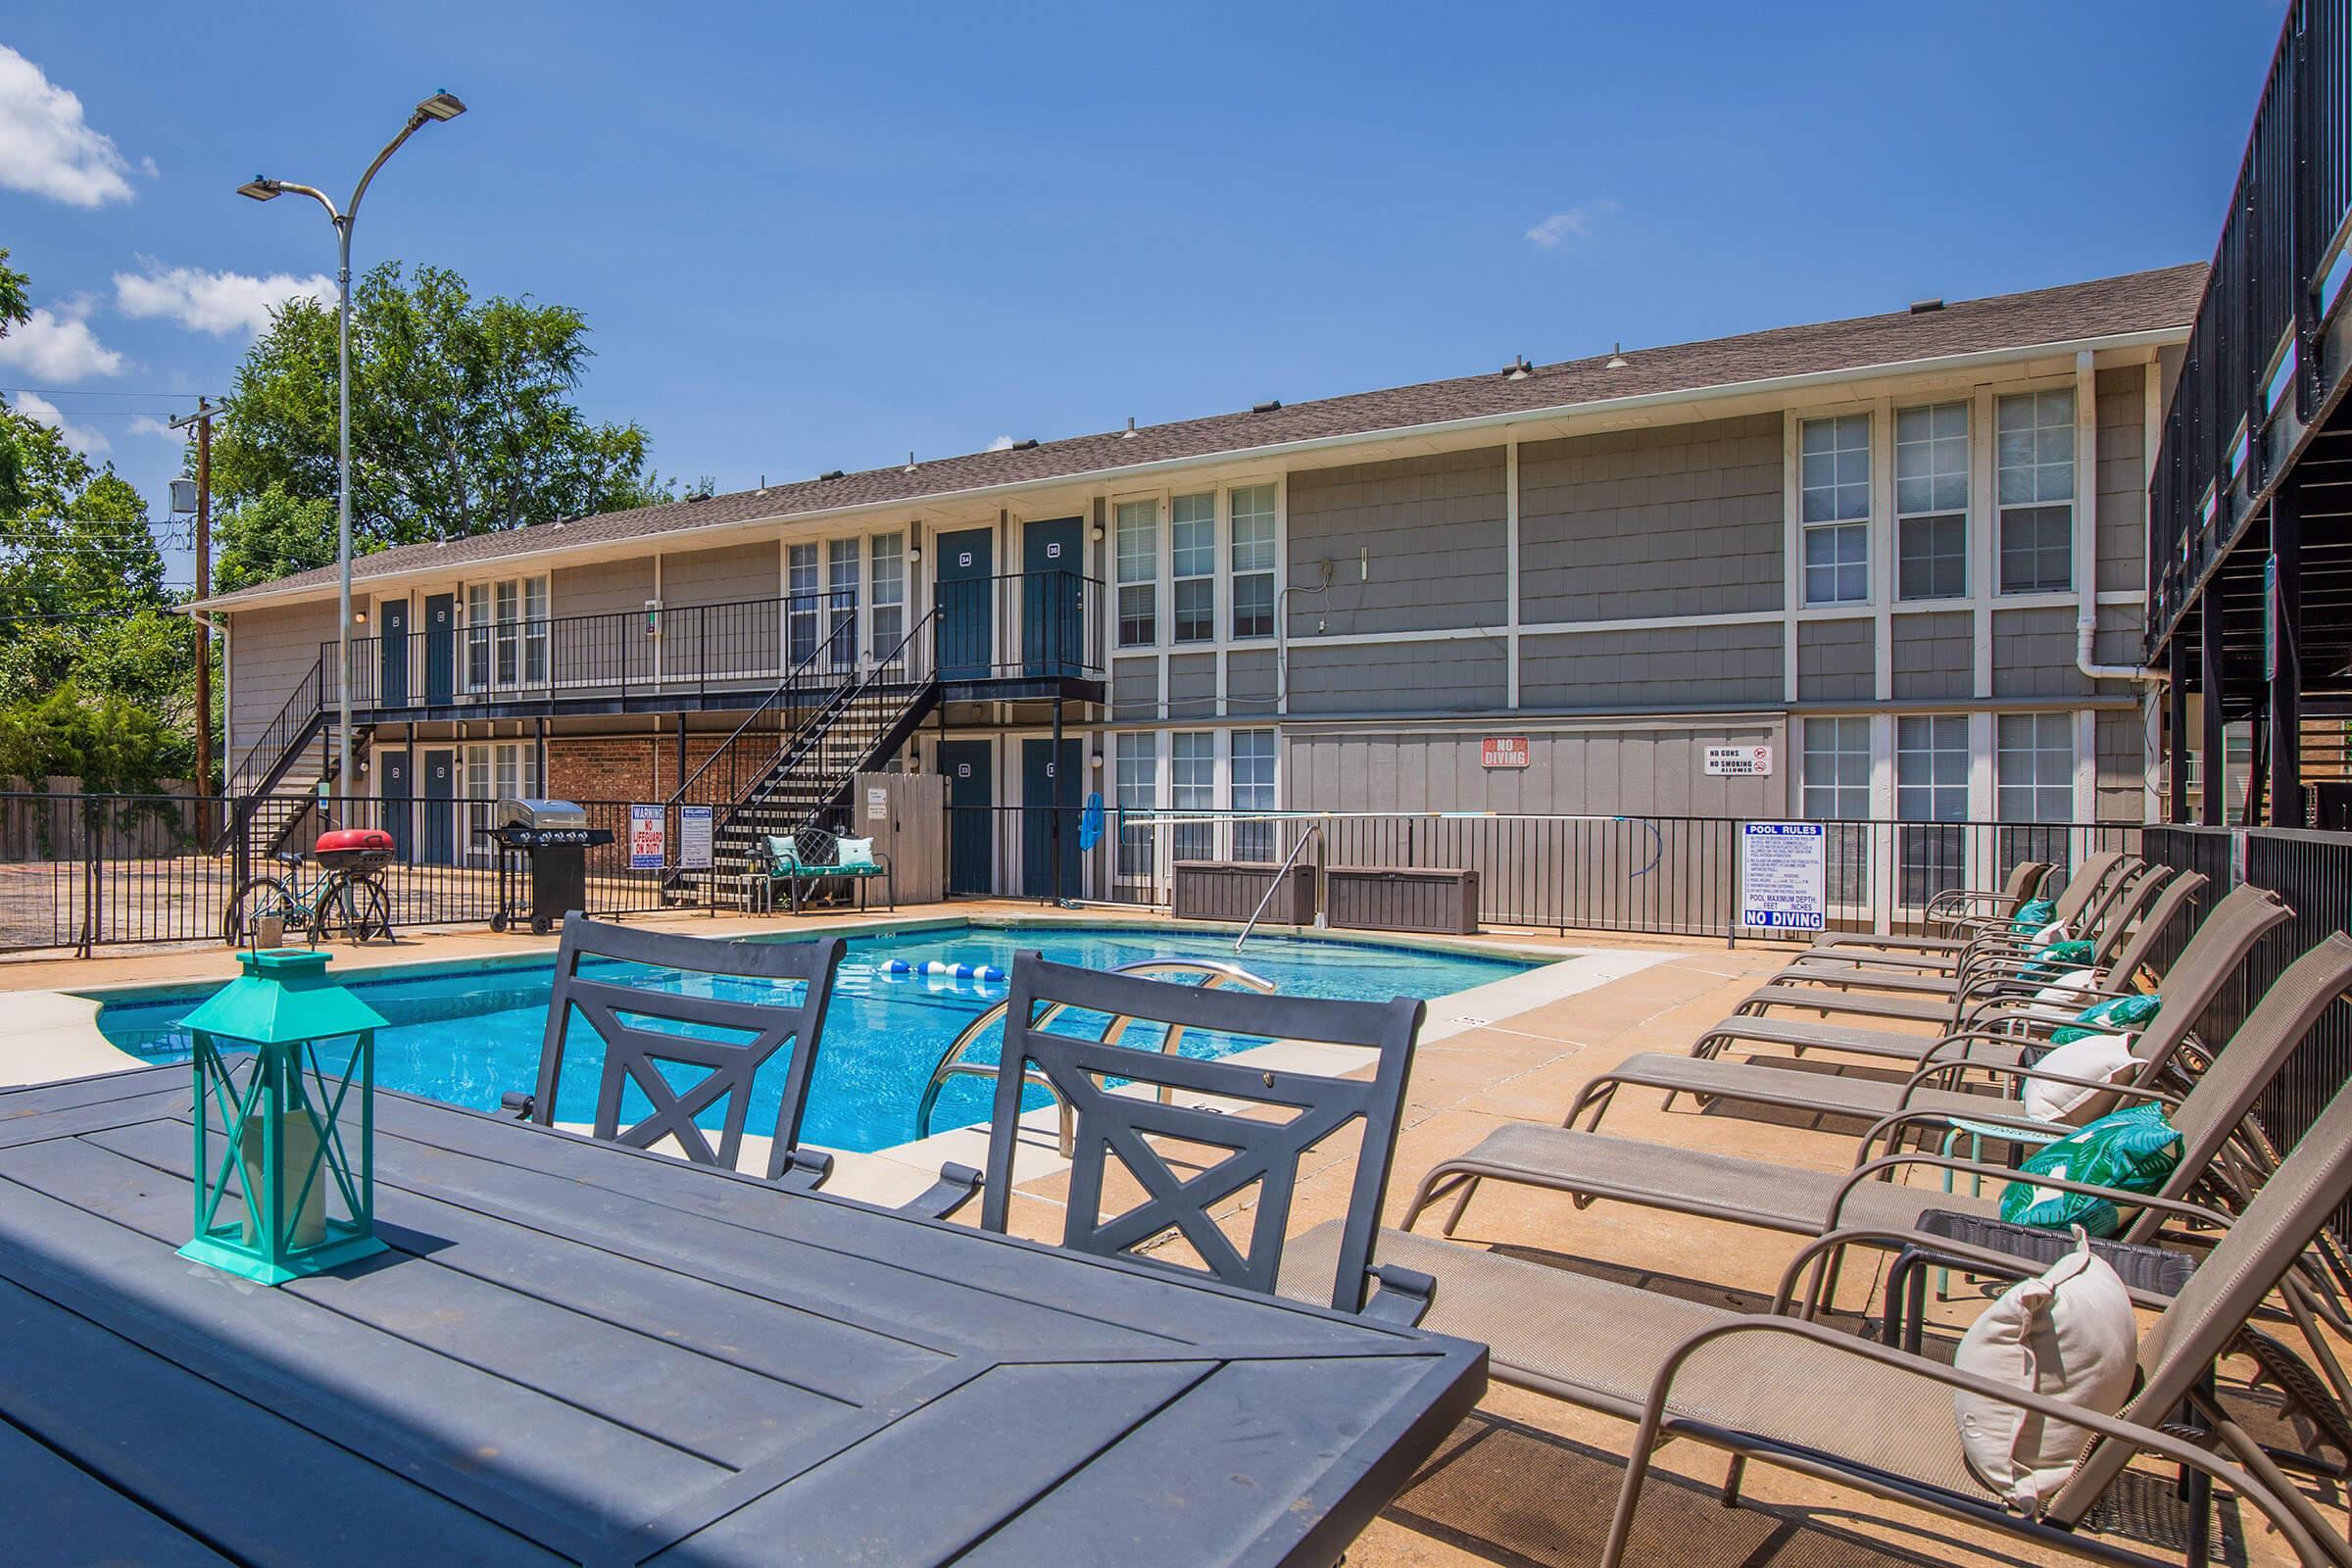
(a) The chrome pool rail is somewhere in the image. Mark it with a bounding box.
[1235,823,1323,954]
[911,958,1276,1155]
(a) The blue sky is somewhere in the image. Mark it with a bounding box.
[0,3,2290,590]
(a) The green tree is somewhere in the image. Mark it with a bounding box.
[211,262,668,584]
[0,245,37,517]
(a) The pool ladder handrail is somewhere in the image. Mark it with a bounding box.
[911,958,1277,1156]
[1235,821,1324,954]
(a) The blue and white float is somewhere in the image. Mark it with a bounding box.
[883,958,1005,983]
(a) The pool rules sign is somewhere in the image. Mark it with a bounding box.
[1739,821,1826,933]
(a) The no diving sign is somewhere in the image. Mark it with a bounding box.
[1740,821,1826,932]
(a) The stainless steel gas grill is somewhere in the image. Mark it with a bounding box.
[477,798,614,934]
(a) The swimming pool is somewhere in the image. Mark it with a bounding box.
[93,923,1536,1154]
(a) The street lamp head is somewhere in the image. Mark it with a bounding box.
[416,91,466,122]
[236,176,283,202]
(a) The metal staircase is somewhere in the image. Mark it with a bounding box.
[669,609,942,905]
[215,656,372,862]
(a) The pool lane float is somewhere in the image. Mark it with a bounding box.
[883,958,1005,984]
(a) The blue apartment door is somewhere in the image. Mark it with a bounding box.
[420,747,457,865]
[935,528,993,680]
[378,599,410,708]
[939,741,993,895]
[1022,517,1084,678]
[1021,737,1082,900]
[423,594,456,706]
[378,751,413,858]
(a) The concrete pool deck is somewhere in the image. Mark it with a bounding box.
[4,903,2332,1566]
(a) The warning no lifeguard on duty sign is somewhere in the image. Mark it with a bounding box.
[1739,821,1828,932]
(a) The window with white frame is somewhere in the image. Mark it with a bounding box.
[1172,492,1215,643]
[1801,716,1872,904]
[1997,389,2075,593]
[1113,731,1157,881]
[1996,710,2077,875]
[1800,414,1871,605]
[827,537,859,664]
[1115,499,1157,647]
[869,531,905,662]
[462,741,540,858]
[1894,402,1968,600]
[1231,728,1276,858]
[787,542,820,665]
[463,574,547,690]
[1229,485,1276,640]
[1171,730,1215,860]
[1895,713,1970,906]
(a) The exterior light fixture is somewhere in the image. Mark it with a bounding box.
[908,540,923,563]
[416,91,468,122]
[236,176,282,202]
[178,949,389,1286]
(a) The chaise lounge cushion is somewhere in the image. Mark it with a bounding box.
[1952,1232,2136,1512]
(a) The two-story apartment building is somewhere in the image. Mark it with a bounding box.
[193,263,2202,903]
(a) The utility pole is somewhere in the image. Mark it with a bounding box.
[169,398,219,825]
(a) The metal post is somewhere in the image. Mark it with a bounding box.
[1049,695,1065,905]
[2168,636,2190,823]
[195,404,214,808]
[335,219,354,795]
[2200,596,2228,826]
[2268,489,2303,826]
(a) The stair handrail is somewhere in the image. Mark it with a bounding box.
[667,594,862,809]
[222,654,324,799]
[1236,820,1323,953]
[755,601,939,842]
[911,957,1276,1152]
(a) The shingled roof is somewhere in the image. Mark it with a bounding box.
[200,262,2204,608]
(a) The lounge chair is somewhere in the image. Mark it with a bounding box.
[1401,931,2352,1266]
[1711,866,2206,1049]
[965,951,1434,1319]
[1285,1062,2352,1568]
[1570,880,2280,1136]
[502,913,977,1215]
[1803,849,2117,961]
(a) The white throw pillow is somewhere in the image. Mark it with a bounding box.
[2034,920,2075,947]
[1953,1231,2138,1512]
[2019,1033,2140,1125]
[2033,968,2103,1010]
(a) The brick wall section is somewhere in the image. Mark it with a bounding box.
[543,736,738,805]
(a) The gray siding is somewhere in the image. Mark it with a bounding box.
[1110,657,1157,720]
[1518,413,1783,623]
[1283,717,1786,817]
[1891,612,1972,701]
[2096,709,2147,823]
[226,600,338,759]
[1992,606,2091,698]
[1286,640,1505,716]
[2095,364,2148,596]
[1519,621,1783,710]
[553,557,657,620]
[661,542,778,609]
[2095,603,2141,675]
[1796,617,1874,703]
[1166,653,1217,717]
[1227,649,1279,715]
[1285,448,1506,636]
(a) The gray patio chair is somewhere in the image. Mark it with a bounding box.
[1401,932,2352,1274]
[1771,861,2174,993]
[1566,878,2282,1138]
[1719,863,2204,1041]
[968,951,1433,1320]
[1286,1059,2352,1568]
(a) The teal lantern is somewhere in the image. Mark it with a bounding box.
[177,949,390,1285]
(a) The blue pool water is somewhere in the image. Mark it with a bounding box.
[93,924,1534,1154]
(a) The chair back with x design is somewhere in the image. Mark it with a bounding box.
[980,952,1423,1313]
[528,913,845,1182]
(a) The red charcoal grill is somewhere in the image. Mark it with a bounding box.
[313,827,396,871]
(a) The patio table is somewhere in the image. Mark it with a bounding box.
[0,1064,1485,1567]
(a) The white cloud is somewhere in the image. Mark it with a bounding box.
[1525,200,1620,250]
[0,304,124,380]
[0,45,145,207]
[986,435,1015,452]
[126,415,180,441]
[114,262,332,337]
[12,392,108,456]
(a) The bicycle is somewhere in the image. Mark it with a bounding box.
[221,829,396,948]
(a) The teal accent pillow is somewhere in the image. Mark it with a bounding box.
[2051,993,2161,1047]
[2022,940,2096,982]
[2011,898,2058,935]
[2000,1105,2182,1238]
[765,834,801,870]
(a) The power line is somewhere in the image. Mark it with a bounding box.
[1,386,221,400]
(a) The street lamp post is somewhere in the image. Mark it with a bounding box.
[238,91,466,800]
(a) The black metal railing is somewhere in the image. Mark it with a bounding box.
[325,590,863,712]
[223,656,325,799]
[933,570,1104,683]
[2148,0,2351,650]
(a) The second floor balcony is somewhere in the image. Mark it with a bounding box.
[320,570,1107,720]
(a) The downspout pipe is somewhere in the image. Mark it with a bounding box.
[2071,349,2166,685]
